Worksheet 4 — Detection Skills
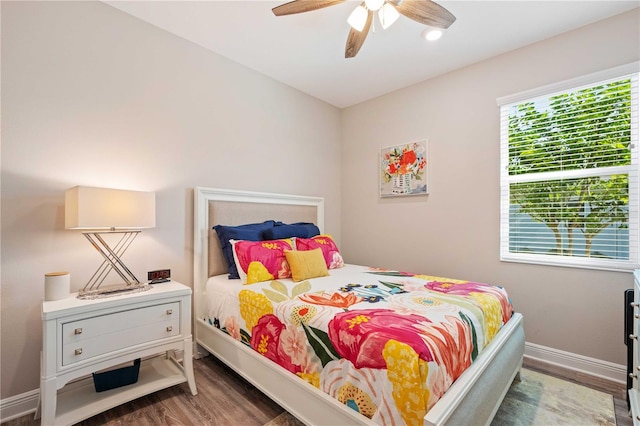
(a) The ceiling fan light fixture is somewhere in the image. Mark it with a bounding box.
[364,0,385,11]
[422,28,443,41]
[273,0,456,58]
[347,5,368,32]
[379,3,399,30]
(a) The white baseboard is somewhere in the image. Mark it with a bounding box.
[524,342,627,385]
[0,389,38,423]
[0,343,627,422]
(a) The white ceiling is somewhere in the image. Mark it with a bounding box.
[104,1,639,108]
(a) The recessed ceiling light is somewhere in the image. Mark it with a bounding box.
[422,28,443,41]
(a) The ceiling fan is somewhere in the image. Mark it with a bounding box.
[272,0,456,58]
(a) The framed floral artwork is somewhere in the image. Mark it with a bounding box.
[380,141,428,197]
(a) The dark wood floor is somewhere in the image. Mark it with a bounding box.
[2,355,631,426]
[4,356,286,426]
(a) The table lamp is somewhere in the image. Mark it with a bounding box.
[65,186,155,299]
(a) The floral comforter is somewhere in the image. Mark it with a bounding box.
[204,264,513,426]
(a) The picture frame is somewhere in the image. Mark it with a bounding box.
[380,140,428,197]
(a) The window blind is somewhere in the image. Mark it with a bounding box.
[499,66,639,271]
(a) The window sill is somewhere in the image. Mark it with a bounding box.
[500,254,638,273]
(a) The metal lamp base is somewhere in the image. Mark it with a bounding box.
[78,230,147,299]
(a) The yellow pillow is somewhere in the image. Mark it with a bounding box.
[284,248,329,282]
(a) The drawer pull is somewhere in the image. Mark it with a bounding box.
[166,309,173,315]
[166,326,173,332]
[74,328,83,335]
[630,334,638,340]
[632,302,640,307]
[636,314,639,319]
[630,372,637,379]
[75,348,83,356]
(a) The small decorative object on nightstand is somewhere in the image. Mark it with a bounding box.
[36,281,197,425]
[148,269,171,284]
[44,272,70,301]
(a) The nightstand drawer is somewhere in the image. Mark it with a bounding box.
[61,302,180,366]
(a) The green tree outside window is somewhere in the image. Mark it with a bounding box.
[506,78,632,260]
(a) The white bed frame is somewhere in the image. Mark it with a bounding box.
[193,187,525,426]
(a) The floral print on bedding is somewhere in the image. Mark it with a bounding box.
[205,264,513,426]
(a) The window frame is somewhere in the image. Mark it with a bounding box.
[498,62,640,272]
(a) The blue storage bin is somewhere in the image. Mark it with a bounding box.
[92,358,141,392]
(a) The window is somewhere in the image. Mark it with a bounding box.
[499,64,639,271]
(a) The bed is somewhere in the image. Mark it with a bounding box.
[193,187,525,426]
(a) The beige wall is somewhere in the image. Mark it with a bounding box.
[341,9,640,366]
[0,1,341,399]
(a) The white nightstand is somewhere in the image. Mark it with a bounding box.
[37,281,197,426]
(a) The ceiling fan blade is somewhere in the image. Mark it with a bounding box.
[345,8,373,58]
[272,0,346,16]
[394,0,456,29]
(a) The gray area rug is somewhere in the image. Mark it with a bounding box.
[264,368,615,426]
[492,368,615,426]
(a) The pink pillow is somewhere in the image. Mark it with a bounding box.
[231,239,293,284]
[295,235,344,269]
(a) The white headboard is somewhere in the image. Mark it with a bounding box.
[193,187,324,319]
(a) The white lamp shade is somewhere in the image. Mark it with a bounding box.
[65,186,156,229]
[379,3,399,30]
[348,5,368,32]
